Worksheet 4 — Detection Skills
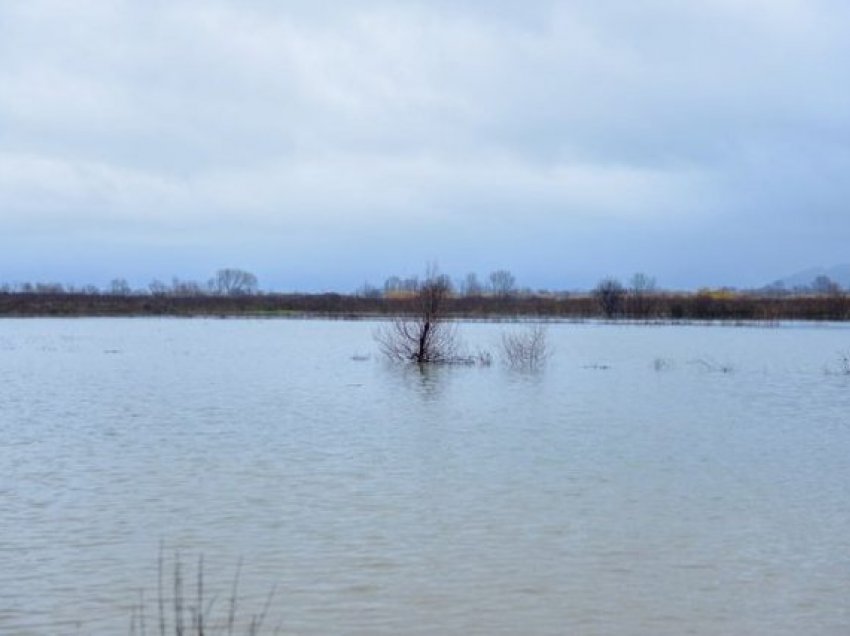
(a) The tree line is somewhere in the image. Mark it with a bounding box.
[0,269,259,297]
[1,267,848,321]
[357,269,521,299]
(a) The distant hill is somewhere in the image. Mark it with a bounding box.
[769,264,850,290]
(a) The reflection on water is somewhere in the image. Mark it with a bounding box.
[2,319,850,634]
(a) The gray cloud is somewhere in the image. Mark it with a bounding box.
[1,0,849,290]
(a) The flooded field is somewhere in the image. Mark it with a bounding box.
[2,318,850,634]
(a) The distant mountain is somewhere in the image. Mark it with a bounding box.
[769,264,850,290]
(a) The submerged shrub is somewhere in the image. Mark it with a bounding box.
[500,324,550,371]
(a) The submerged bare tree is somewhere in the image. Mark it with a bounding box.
[375,267,459,364]
[500,324,550,371]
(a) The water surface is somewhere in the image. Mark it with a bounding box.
[2,319,850,634]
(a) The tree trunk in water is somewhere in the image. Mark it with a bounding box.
[417,320,430,362]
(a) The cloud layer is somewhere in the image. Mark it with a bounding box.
[2,0,849,289]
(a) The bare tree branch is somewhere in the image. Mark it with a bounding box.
[500,324,550,371]
[375,267,459,364]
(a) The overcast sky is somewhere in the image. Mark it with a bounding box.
[1,0,849,291]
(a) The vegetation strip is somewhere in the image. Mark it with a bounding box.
[1,290,848,321]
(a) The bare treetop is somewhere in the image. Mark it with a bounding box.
[209,269,258,296]
[375,268,458,363]
[489,270,516,297]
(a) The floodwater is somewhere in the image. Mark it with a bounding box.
[2,318,850,635]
